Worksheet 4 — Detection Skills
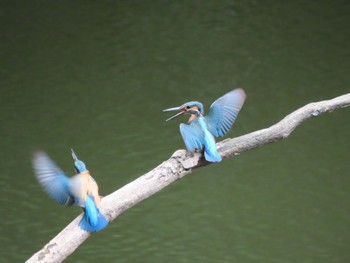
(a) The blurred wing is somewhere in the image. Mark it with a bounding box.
[205,88,246,137]
[68,174,85,207]
[32,152,74,206]
[179,121,204,153]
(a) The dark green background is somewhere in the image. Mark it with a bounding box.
[1,1,349,262]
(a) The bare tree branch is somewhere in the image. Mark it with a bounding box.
[26,93,350,263]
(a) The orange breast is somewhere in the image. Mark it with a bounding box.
[188,114,197,122]
[187,106,199,123]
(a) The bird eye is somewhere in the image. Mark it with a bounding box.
[186,106,190,109]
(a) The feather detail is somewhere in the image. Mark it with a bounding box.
[79,195,108,232]
[33,152,74,206]
[205,88,246,137]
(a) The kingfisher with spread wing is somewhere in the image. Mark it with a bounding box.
[163,88,246,162]
[32,149,109,232]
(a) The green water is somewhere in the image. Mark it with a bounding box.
[1,1,349,262]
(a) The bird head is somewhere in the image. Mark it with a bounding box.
[163,101,204,122]
[71,148,87,173]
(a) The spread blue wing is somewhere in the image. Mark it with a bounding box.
[205,88,246,137]
[179,121,205,153]
[33,152,74,206]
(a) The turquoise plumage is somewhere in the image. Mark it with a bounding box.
[164,88,246,162]
[32,149,109,232]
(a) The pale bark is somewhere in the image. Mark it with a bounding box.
[26,93,350,263]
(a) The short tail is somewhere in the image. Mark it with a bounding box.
[202,129,222,162]
[204,149,222,162]
[79,195,109,232]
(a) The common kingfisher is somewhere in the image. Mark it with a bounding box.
[32,149,109,232]
[163,88,246,162]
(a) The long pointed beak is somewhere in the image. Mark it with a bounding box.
[163,106,185,121]
[163,106,181,112]
[71,148,78,161]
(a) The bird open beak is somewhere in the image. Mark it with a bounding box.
[163,106,185,121]
[71,148,78,161]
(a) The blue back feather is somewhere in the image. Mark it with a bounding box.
[198,117,222,162]
[84,195,99,226]
[180,120,204,153]
[179,117,222,162]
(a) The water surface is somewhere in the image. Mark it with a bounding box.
[0,1,349,262]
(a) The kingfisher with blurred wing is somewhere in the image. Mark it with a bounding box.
[163,88,246,162]
[32,149,109,232]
